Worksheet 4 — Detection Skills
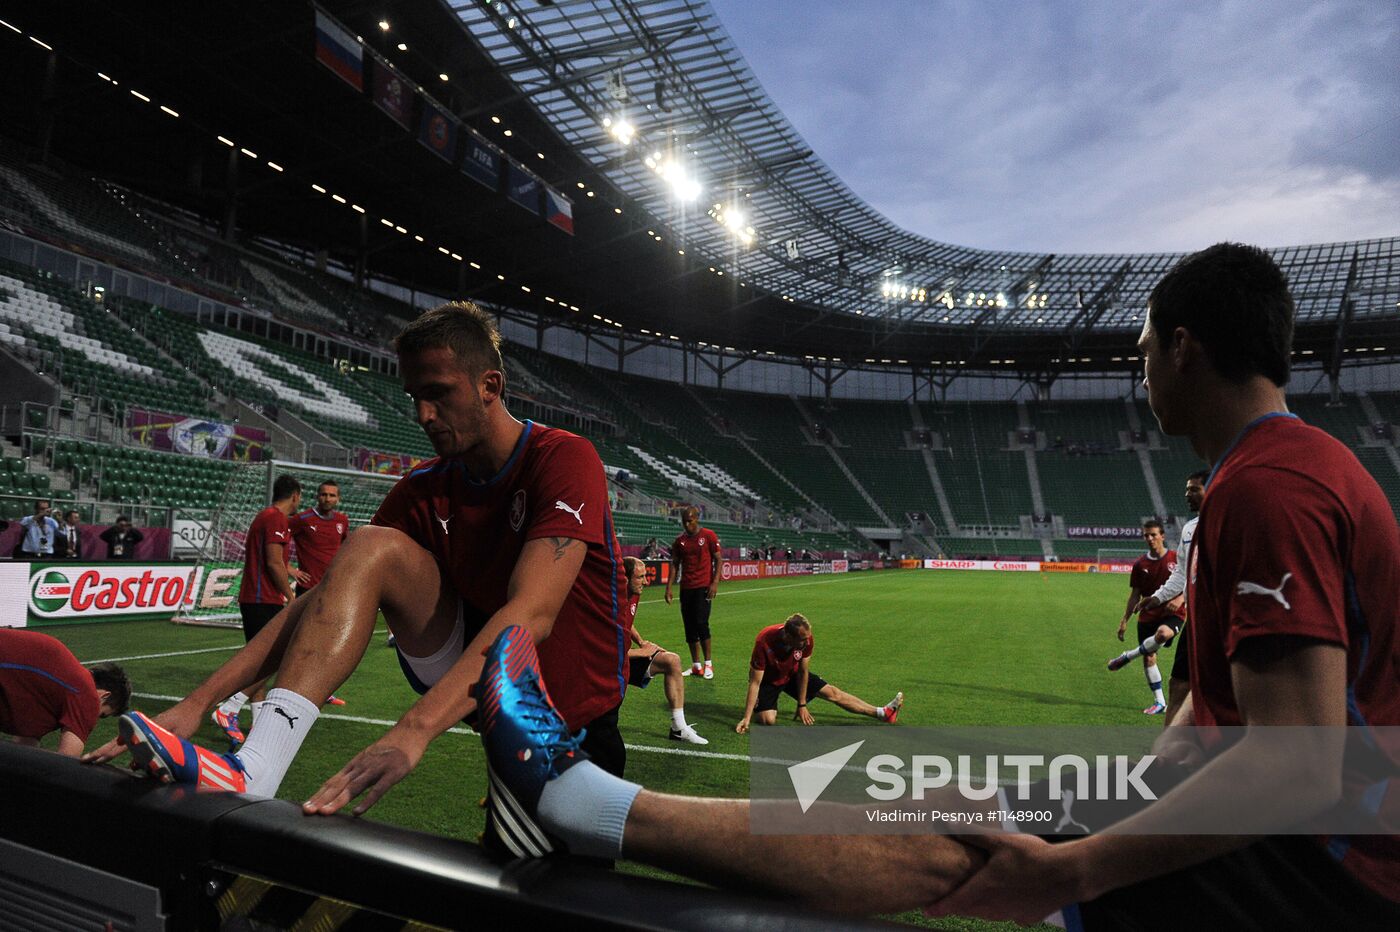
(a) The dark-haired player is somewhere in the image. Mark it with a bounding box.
[93,302,632,860]
[287,479,350,708]
[210,474,308,746]
[621,556,706,744]
[736,613,902,731]
[0,629,130,757]
[1110,519,1185,714]
[1111,470,1207,722]
[664,506,719,678]
[474,244,1399,926]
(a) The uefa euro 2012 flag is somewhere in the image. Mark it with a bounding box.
[545,186,574,236]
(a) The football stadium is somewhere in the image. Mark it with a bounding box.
[0,2,1397,929]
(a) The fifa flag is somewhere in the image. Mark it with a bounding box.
[460,128,501,191]
[314,9,363,91]
[370,56,412,130]
[544,186,574,235]
[506,162,542,216]
[418,99,457,162]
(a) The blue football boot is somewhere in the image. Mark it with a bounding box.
[475,625,587,858]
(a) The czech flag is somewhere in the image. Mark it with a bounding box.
[314,10,363,91]
[545,186,574,236]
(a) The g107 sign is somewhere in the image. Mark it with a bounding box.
[27,563,241,623]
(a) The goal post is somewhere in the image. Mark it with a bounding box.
[1096,548,1143,565]
[175,459,399,626]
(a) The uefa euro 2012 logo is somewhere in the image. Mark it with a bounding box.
[32,570,73,614]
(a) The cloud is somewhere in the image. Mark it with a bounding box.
[707,0,1399,252]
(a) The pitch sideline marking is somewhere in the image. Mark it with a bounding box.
[86,575,880,664]
[129,691,752,762]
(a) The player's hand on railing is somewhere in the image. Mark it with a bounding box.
[302,727,426,816]
[735,717,750,734]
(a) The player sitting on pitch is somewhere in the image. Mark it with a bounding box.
[735,613,902,732]
[621,556,707,745]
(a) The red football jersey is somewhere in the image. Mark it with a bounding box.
[672,527,720,591]
[1130,550,1182,623]
[238,506,291,605]
[371,422,629,730]
[290,508,349,588]
[750,623,815,687]
[0,629,100,740]
[1189,414,1400,900]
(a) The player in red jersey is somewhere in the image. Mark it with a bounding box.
[1110,519,1185,714]
[735,613,902,732]
[286,479,349,708]
[922,244,1400,927]
[210,475,309,747]
[663,506,719,678]
[475,244,1399,923]
[0,629,130,756]
[621,556,706,744]
[90,303,632,848]
[289,480,349,595]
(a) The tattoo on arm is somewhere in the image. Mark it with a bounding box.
[548,537,581,561]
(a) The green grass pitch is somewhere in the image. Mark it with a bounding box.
[44,568,1168,929]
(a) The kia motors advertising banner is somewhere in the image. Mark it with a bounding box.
[1,562,246,627]
[719,560,845,581]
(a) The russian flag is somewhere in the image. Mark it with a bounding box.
[545,186,574,235]
[315,10,363,91]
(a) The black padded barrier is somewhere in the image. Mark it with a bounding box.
[0,743,894,930]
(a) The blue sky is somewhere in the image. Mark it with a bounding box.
[706,0,1399,253]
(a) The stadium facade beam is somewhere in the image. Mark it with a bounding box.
[1325,250,1360,403]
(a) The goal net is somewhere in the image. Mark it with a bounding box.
[1095,547,1143,565]
[175,459,399,626]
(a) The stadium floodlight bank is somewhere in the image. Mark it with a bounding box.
[176,459,398,626]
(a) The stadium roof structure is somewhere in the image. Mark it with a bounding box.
[2,1,1398,381]
[449,0,1400,324]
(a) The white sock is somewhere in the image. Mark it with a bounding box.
[536,761,642,859]
[1139,635,1160,656]
[876,705,889,721]
[1145,665,1164,705]
[218,692,249,717]
[670,708,687,730]
[237,688,320,797]
[703,659,712,667]
[250,701,266,719]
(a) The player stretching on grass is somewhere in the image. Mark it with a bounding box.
[621,556,707,744]
[1109,471,1206,722]
[1111,519,1184,714]
[87,303,634,861]
[735,613,902,732]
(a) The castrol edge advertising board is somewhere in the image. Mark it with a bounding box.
[28,563,206,623]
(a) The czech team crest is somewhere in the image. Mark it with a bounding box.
[509,489,527,531]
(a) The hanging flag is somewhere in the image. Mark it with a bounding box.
[314,9,363,90]
[544,186,574,235]
[460,128,501,190]
[418,98,457,162]
[371,56,412,129]
[506,162,542,215]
